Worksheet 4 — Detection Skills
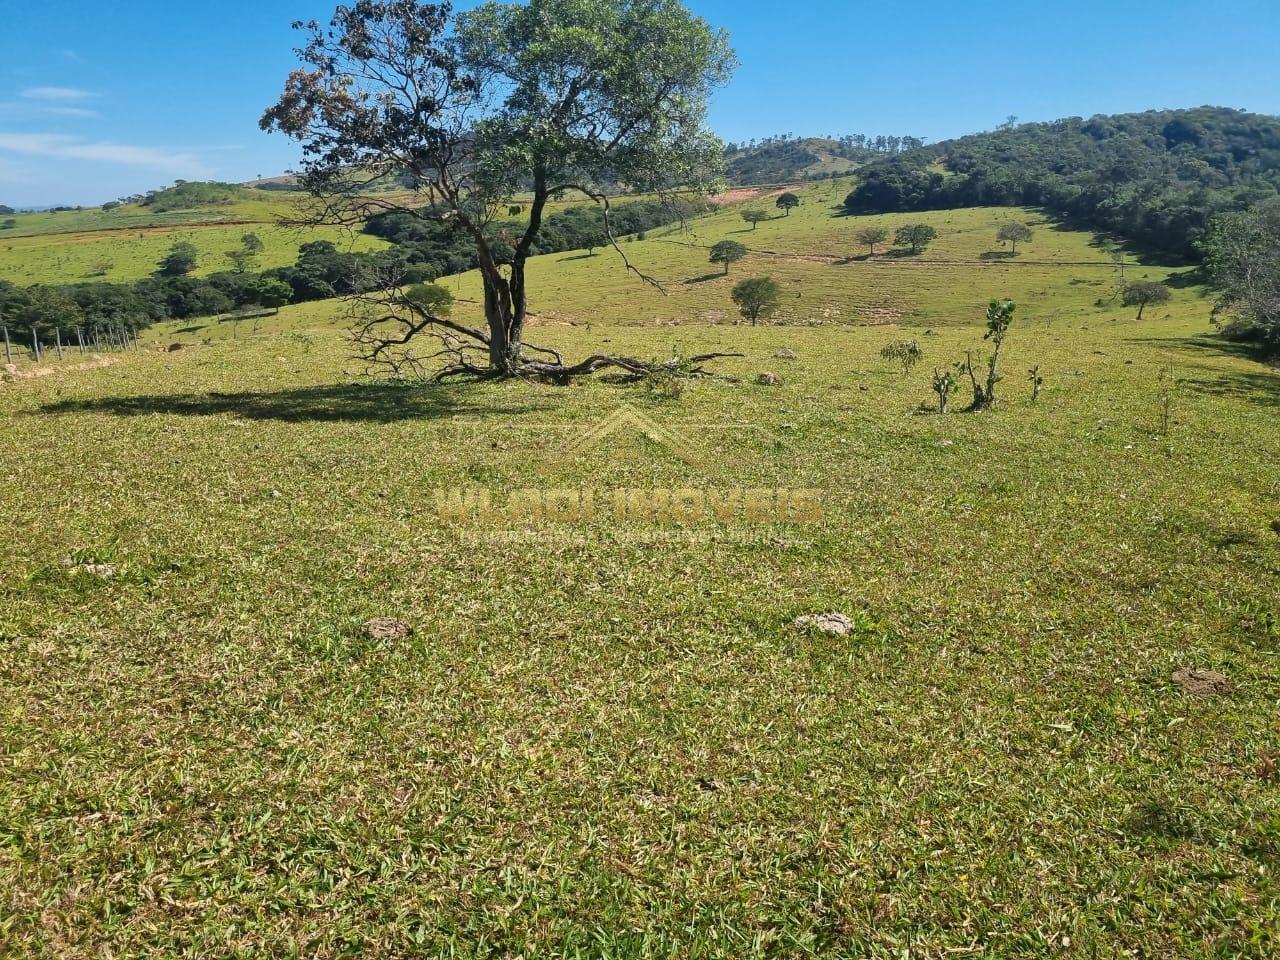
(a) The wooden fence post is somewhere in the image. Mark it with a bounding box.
[55,328,64,359]
[32,328,41,363]
[76,327,85,354]
[3,326,11,367]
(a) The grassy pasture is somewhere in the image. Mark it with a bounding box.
[0,222,386,286]
[1,183,1278,957]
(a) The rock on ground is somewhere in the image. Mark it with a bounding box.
[1172,667,1232,697]
[793,612,855,636]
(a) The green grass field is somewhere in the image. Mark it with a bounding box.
[1,180,1277,957]
[0,191,387,285]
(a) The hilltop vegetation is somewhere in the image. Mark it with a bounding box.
[722,133,925,185]
[845,106,1280,259]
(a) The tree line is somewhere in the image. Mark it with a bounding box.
[0,198,702,340]
[843,106,1280,259]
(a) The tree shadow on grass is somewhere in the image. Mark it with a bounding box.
[684,272,724,284]
[1125,334,1280,407]
[37,381,536,424]
[979,250,1017,261]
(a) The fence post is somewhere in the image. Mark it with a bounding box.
[3,326,11,367]
[76,327,85,354]
[55,328,64,359]
[32,328,41,363]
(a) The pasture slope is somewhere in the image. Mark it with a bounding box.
[1,178,1278,957]
[0,191,386,285]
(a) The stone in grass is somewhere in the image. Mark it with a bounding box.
[1172,667,1232,697]
[773,348,798,361]
[756,372,783,386]
[363,617,413,642]
[793,612,855,636]
[61,556,117,578]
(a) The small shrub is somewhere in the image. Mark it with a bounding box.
[880,338,923,375]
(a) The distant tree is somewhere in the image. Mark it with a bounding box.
[742,209,770,230]
[775,192,800,216]
[404,282,455,317]
[20,286,83,335]
[252,277,293,314]
[996,222,1033,255]
[158,241,199,277]
[226,233,264,273]
[1202,202,1280,348]
[854,225,889,257]
[709,239,748,275]
[1122,280,1171,319]
[731,276,782,325]
[1,219,17,230]
[895,223,937,255]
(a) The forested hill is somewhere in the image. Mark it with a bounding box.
[842,106,1280,259]
[722,134,925,185]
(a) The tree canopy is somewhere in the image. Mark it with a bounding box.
[731,276,781,325]
[709,239,748,274]
[1202,201,1280,348]
[261,0,736,380]
[843,107,1280,258]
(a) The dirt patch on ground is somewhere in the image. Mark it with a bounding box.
[1172,668,1232,697]
[2,356,119,382]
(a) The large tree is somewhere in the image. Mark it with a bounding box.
[1202,201,1280,349]
[261,0,736,381]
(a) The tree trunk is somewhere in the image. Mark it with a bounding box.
[1136,301,1146,320]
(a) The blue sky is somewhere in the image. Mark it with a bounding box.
[2,0,1278,207]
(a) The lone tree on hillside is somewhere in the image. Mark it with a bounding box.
[709,239,748,275]
[226,232,265,273]
[775,192,800,216]
[854,225,889,257]
[1122,280,1171,319]
[261,0,738,382]
[731,276,781,325]
[996,222,1033,255]
[158,241,199,277]
[741,209,770,230]
[895,223,937,255]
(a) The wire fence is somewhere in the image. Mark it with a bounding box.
[2,325,140,367]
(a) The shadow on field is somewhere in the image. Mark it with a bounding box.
[1126,334,1280,407]
[38,382,533,424]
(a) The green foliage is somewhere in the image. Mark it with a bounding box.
[931,367,957,413]
[158,241,199,277]
[1202,201,1280,348]
[1123,280,1172,319]
[854,225,889,256]
[880,338,923,374]
[895,223,937,254]
[775,192,801,215]
[843,106,1280,259]
[403,282,454,317]
[142,181,246,213]
[741,209,770,230]
[996,221,1034,254]
[252,278,293,314]
[731,275,782,324]
[708,239,748,274]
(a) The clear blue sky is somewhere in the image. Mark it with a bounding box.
[2,0,1278,207]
